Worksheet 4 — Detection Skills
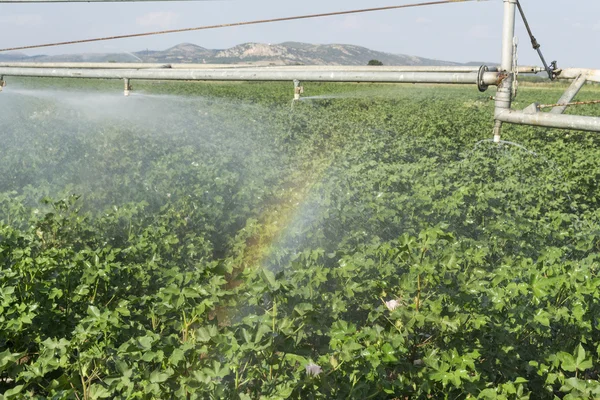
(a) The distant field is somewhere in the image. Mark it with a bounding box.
[1,79,600,399]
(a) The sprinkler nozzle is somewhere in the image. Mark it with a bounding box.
[492,120,503,144]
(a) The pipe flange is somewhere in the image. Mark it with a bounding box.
[477,65,489,92]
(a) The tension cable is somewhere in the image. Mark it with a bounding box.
[516,0,556,80]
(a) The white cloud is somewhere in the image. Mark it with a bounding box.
[0,14,43,27]
[416,17,432,25]
[135,11,180,30]
[594,23,600,31]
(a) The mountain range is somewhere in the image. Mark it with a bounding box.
[0,42,481,66]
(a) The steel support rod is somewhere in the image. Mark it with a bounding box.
[496,110,600,133]
[493,0,517,143]
[550,74,587,115]
[0,67,501,85]
[516,0,553,79]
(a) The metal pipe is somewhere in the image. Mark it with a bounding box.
[257,65,542,73]
[550,74,587,115]
[493,0,518,143]
[0,62,545,74]
[0,63,261,70]
[496,109,600,133]
[0,67,501,85]
[556,68,600,83]
[501,0,518,72]
[124,78,132,96]
[293,79,303,101]
[0,62,172,69]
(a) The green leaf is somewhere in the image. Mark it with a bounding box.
[169,348,185,366]
[260,268,280,290]
[534,309,551,327]
[196,325,217,343]
[0,349,19,371]
[182,287,200,299]
[381,343,398,362]
[3,384,24,398]
[88,305,102,318]
[150,370,171,384]
[576,344,593,371]
[137,336,154,350]
[88,384,112,399]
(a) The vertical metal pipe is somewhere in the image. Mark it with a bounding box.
[124,78,131,96]
[293,79,303,101]
[493,0,518,142]
[550,74,587,115]
[501,0,517,72]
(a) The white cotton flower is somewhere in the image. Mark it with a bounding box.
[385,299,401,312]
[305,362,322,377]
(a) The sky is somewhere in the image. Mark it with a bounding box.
[1,0,599,68]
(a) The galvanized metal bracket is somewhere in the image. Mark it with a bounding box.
[523,103,540,114]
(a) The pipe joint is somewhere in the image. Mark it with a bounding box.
[477,65,490,92]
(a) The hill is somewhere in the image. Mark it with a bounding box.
[2,42,463,66]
